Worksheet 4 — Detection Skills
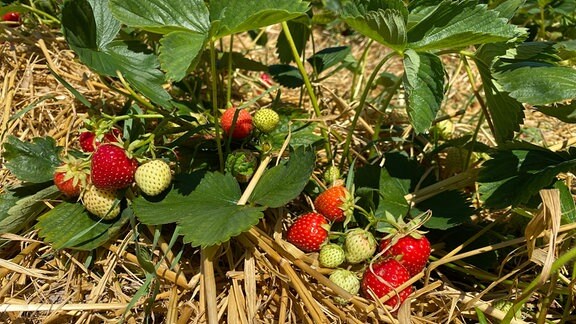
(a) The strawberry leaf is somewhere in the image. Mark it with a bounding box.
[276,18,310,64]
[0,185,60,235]
[62,0,172,106]
[536,102,576,123]
[209,0,309,39]
[474,43,525,143]
[416,191,475,230]
[108,0,210,82]
[555,181,576,224]
[307,46,351,75]
[407,1,524,52]
[250,146,315,208]
[36,202,128,250]
[341,1,407,52]
[496,66,576,106]
[132,172,206,225]
[2,136,61,183]
[268,64,304,88]
[403,50,445,134]
[478,142,576,208]
[108,0,210,34]
[133,172,266,248]
[178,172,266,247]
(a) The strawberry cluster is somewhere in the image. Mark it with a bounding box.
[284,167,432,312]
[52,127,173,220]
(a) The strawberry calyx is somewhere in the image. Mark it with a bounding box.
[54,155,91,197]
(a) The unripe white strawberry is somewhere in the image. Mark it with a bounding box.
[135,159,172,196]
[82,185,120,220]
[329,269,360,304]
[253,108,280,133]
[319,243,345,268]
[344,228,377,264]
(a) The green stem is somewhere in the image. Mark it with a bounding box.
[370,74,403,151]
[115,71,156,111]
[350,39,374,101]
[280,21,332,161]
[226,35,234,104]
[210,39,225,172]
[461,55,497,140]
[21,4,60,24]
[340,51,396,167]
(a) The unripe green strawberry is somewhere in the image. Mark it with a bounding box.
[329,269,360,304]
[319,243,345,268]
[82,185,120,220]
[345,228,377,264]
[253,108,279,133]
[323,165,340,185]
[135,159,172,196]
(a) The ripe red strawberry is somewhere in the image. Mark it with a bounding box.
[260,72,273,86]
[314,185,353,223]
[79,128,122,152]
[53,157,90,198]
[286,212,329,252]
[91,144,138,190]
[379,235,431,276]
[221,107,252,139]
[2,12,20,24]
[361,259,412,308]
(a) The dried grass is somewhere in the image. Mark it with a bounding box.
[1,21,576,324]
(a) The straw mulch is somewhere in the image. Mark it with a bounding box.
[2,21,576,324]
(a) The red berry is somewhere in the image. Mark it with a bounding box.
[380,235,431,276]
[260,73,273,86]
[53,158,90,198]
[220,107,252,139]
[79,129,122,152]
[91,144,138,190]
[361,259,412,308]
[314,185,353,222]
[2,12,20,24]
[79,132,97,152]
[286,212,329,252]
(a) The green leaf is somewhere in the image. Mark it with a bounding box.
[307,46,351,75]
[132,172,206,225]
[375,168,410,220]
[554,181,576,224]
[209,0,309,39]
[403,49,445,133]
[134,172,266,247]
[2,136,61,183]
[492,0,526,20]
[268,64,304,88]
[417,190,475,229]
[407,1,523,51]
[159,31,207,81]
[478,142,576,208]
[0,185,60,234]
[219,52,268,72]
[536,102,576,123]
[36,202,128,250]
[474,43,525,143]
[178,172,266,247]
[276,18,311,64]
[495,66,576,105]
[62,0,172,107]
[109,0,210,34]
[341,4,407,52]
[250,146,315,208]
